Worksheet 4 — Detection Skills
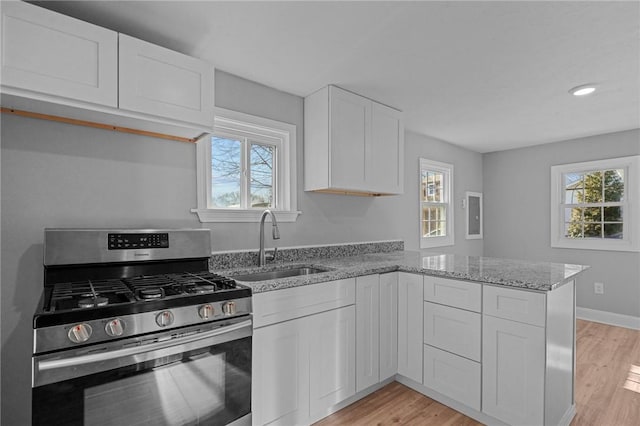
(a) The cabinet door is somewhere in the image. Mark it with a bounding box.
[397,273,423,383]
[329,86,370,191]
[483,315,545,426]
[309,306,356,420]
[379,273,398,380]
[1,1,117,107]
[368,102,404,194]
[253,319,309,426]
[356,275,380,392]
[118,34,214,127]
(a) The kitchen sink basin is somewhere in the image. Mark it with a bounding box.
[231,266,331,282]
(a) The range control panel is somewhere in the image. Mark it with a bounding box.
[108,233,169,250]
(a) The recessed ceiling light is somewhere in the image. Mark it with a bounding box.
[569,84,597,96]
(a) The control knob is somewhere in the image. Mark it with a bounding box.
[68,323,92,343]
[105,318,124,337]
[198,304,214,319]
[156,310,174,327]
[222,301,236,316]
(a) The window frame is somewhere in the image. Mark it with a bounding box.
[550,155,639,252]
[419,158,455,248]
[192,107,300,223]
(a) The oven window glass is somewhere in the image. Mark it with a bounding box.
[33,336,251,426]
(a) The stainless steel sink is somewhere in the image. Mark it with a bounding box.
[231,266,330,282]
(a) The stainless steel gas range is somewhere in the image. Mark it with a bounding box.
[32,229,252,426]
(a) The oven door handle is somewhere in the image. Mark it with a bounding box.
[34,318,252,386]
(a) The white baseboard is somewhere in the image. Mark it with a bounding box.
[576,307,640,330]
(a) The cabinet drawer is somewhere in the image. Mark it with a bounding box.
[424,302,481,361]
[424,277,481,312]
[483,285,546,326]
[423,344,481,410]
[253,279,356,328]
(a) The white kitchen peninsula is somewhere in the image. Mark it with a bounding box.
[215,246,588,426]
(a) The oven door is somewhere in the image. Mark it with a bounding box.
[32,317,252,426]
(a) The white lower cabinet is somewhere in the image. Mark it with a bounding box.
[482,314,546,426]
[253,306,356,426]
[252,317,309,426]
[252,279,356,426]
[309,306,356,420]
[397,272,423,383]
[254,276,575,426]
[423,345,481,410]
[379,273,398,381]
[355,275,380,392]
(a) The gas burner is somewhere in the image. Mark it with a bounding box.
[77,296,109,308]
[138,288,164,300]
[184,283,216,294]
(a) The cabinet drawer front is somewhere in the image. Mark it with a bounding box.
[253,279,356,328]
[484,285,546,326]
[1,2,117,106]
[423,302,481,361]
[423,345,481,411]
[424,277,481,312]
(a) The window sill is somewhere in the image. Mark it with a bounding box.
[551,238,639,252]
[191,208,301,223]
[420,236,455,249]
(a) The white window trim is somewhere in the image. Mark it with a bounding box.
[419,158,455,249]
[191,107,300,223]
[550,155,639,252]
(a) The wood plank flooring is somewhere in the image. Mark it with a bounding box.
[314,320,640,426]
[571,320,640,426]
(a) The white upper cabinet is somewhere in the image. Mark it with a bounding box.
[304,85,404,195]
[119,34,214,127]
[0,1,117,107]
[368,102,404,194]
[0,2,214,140]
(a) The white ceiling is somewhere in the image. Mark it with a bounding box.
[32,1,640,153]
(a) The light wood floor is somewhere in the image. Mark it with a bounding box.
[315,319,640,426]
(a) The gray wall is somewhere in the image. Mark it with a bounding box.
[483,129,640,318]
[0,70,482,424]
[211,72,485,254]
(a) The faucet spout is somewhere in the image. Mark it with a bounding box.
[259,209,280,266]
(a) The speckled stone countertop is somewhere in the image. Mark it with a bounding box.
[214,250,589,294]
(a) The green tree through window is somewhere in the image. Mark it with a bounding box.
[565,169,624,239]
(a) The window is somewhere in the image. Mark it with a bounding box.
[192,108,300,222]
[420,158,454,248]
[550,156,639,251]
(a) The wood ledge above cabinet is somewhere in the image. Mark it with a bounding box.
[0,107,207,143]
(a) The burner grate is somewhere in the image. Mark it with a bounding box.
[43,271,240,312]
[48,279,135,311]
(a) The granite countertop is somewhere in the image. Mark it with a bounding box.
[215,250,589,294]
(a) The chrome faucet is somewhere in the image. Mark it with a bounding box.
[259,209,280,266]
